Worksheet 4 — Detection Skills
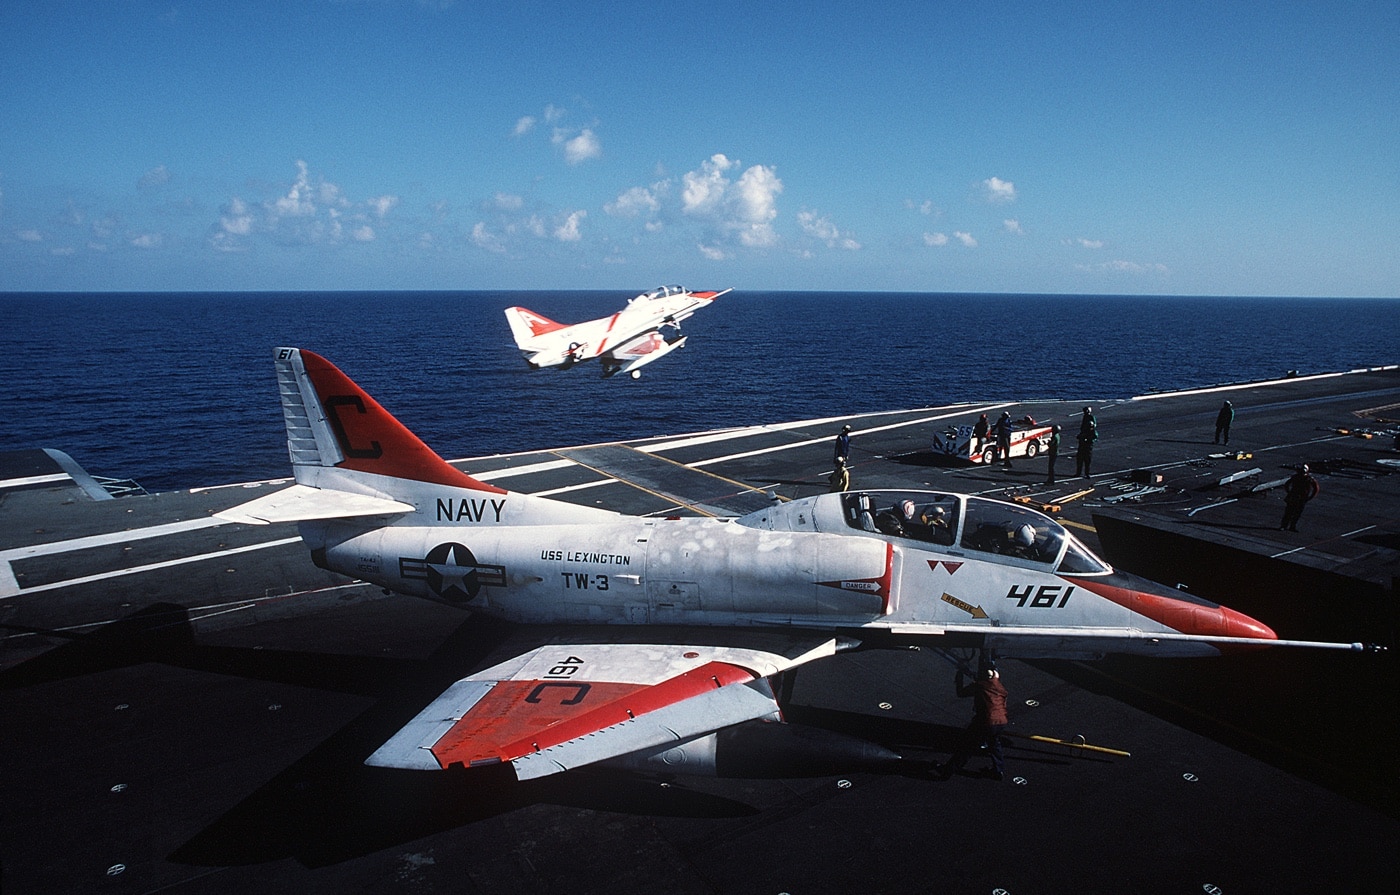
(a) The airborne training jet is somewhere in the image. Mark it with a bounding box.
[503,284,730,378]
[218,348,1366,781]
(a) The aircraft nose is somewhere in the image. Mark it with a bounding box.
[1209,604,1278,641]
[1075,573,1279,645]
[1147,589,1278,642]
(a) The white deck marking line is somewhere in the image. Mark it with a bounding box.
[471,458,576,481]
[0,473,71,490]
[0,536,303,599]
[640,403,1007,455]
[1,582,372,641]
[683,405,1015,468]
[1127,369,1391,402]
[0,516,229,563]
[534,479,614,497]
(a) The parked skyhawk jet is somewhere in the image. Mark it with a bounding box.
[504,284,730,378]
[218,348,1366,781]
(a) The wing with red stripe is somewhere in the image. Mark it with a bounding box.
[367,641,832,779]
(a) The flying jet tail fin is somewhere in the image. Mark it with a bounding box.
[503,306,568,348]
[273,346,504,494]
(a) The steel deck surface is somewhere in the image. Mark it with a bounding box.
[2,368,1397,894]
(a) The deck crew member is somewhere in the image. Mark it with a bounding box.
[1280,464,1320,532]
[994,411,1014,468]
[1214,400,1235,445]
[939,659,1010,781]
[828,456,850,493]
[973,413,990,454]
[1075,406,1097,477]
[834,424,852,465]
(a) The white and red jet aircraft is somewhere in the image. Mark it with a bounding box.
[504,284,730,378]
[220,348,1365,780]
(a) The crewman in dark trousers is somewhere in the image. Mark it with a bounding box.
[1214,400,1234,445]
[1280,464,1319,531]
[1046,425,1061,483]
[939,659,1009,781]
[1074,407,1097,477]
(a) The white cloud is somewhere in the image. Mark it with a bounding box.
[220,198,253,235]
[698,243,730,261]
[513,115,536,137]
[273,160,318,217]
[733,164,781,247]
[369,196,399,218]
[682,154,736,215]
[677,154,783,252]
[544,104,565,123]
[1077,260,1169,275]
[923,232,949,247]
[1076,237,1104,249]
[492,193,524,211]
[130,233,162,249]
[605,184,663,218]
[205,161,410,252]
[563,129,601,165]
[954,231,977,247]
[798,210,860,250]
[471,222,505,253]
[17,229,43,242]
[554,210,585,241]
[1004,219,1024,235]
[905,199,937,216]
[983,177,1016,203]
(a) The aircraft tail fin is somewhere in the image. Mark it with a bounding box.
[503,306,568,348]
[273,347,504,494]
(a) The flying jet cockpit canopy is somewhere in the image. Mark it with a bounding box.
[837,491,1111,575]
[635,284,686,303]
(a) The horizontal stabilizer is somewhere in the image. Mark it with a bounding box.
[215,483,414,525]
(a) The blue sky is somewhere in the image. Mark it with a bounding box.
[2,0,1396,296]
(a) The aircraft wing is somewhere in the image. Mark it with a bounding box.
[214,483,414,525]
[367,637,838,779]
[603,331,686,376]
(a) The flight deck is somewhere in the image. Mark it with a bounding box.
[2,366,1398,893]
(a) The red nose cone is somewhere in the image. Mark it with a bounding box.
[1219,605,1278,641]
[1073,576,1279,644]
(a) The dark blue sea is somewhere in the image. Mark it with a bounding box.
[2,292,1397,493]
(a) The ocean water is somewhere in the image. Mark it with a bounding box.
[2,291,1397,493]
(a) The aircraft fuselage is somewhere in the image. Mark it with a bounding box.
[301,490,1266,658]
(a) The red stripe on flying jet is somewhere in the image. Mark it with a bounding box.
[596,312,623,354]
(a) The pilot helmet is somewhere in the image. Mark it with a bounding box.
[1014,523,1035,547]
[900,499,916,519]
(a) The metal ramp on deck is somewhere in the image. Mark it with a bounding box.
[552,445,778,517]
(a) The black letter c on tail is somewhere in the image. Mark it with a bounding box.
[324,395,383,459]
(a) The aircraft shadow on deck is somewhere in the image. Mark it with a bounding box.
[1,603,764,866]
[3,601,1096,867]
